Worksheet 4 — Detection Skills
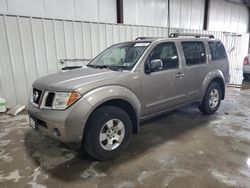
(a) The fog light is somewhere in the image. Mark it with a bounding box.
[53,128,61,137]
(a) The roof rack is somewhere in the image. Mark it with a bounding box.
[135,37,160,40]
[169,33,214,38]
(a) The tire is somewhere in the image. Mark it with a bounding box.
[199,82,222,115]
[83,106,132,160]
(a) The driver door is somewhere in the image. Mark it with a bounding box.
[141,42,187,116]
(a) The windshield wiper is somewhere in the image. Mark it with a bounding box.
[87,64,109,69]
[97,65,109,69]
[86,64,95,68]
[87,64,124,71]
[108,66,124,71]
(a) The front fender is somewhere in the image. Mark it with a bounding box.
[201,69,225,98]
[82,85,141,121]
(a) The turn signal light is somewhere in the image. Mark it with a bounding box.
[67,92,81,106]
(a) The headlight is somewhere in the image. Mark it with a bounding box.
[52,92,81,110]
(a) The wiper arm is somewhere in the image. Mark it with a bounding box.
[87,64,109,69]
[87,64,123,71]
[108,66,124,71]
[97,65,109,69]
[86,64,96,68]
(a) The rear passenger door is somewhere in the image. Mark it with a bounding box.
[181,41,207,100]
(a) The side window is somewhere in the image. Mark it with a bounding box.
[147,42,179,71]
[209,41,227,61]
[181,42,206,65]
[196,42,206,63]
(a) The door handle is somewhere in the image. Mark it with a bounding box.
[176,73,185,78]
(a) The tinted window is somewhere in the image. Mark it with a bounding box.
[209,41,227,61]
[181,42,206,65]
[196,42,206,63]
[147,42,178,71]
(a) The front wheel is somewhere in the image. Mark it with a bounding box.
[83,106,132,160]
[199,82,222,115]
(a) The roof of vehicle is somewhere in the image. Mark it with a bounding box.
[133,37,219,42]
[119,38,220,47]
[130,33,221,43]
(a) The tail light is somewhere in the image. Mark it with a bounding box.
[243,57,249,65]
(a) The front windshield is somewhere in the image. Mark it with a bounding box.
[88,42,150,70]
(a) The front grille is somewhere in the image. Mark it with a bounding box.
[32,88,43,105]
[45,92,55,107]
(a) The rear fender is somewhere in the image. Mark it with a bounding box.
[201,69,225,99]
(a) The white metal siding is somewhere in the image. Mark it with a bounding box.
[2,0,249,32]
[124,0,205,30]
[0,0,117,23]
[123,0,169,27]
[123,0,249,32]
[208,0,249,33]
[170,0,205,30]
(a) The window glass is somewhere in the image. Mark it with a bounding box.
[89,42,150,70]
[196,42,206,63]
[182,42,200,65]
[209,41,227,61]
[181,42,206,65]
[147,42,178,71]
[102,48,126,65]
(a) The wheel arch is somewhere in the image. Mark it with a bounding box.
[201,70,226,100]
[92,99,139,134]
[210,77,225,100]
[82,85,141,136]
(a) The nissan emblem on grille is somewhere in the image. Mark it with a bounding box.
[33,91,39,102]
[33,88,42,104]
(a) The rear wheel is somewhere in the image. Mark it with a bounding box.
[199,82,222,115]
[83,106,132,160]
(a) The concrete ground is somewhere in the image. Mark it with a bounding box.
[1,82,250,188]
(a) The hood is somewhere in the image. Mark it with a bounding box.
[33,67,126,92]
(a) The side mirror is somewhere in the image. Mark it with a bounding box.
[146,59,163,73]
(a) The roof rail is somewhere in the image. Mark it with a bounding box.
[169,33,214,38]
[135,37,147,40]
[135,37,160,40]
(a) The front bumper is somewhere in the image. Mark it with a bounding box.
[27,97,93,144]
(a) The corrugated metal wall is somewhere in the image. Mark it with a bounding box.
[123,0,169,27]
[208,0,249,33]
[123,0,205,30]
[0,14,249,107]
[170,0,205,29]
[0,0,117,23]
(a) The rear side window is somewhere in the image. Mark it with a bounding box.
[208,41,227,61]
[181,42,206,65]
